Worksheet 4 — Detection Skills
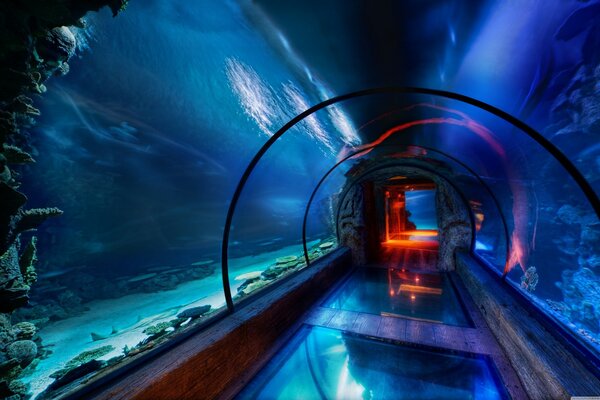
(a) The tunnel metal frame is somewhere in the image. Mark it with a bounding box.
[221,86,600,312]
[301,143,511,272]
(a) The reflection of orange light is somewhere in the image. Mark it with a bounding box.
[400,230,438,237]
[410,295,416,301]
[475,212,484,232]
[382,240,439,250]
[388,176,407,181]
[400,284,442,295]
[415,277,420,283]
[389,289,395,296]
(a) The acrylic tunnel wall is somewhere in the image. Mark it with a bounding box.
[9,84,600,400]
[223,90,600,367]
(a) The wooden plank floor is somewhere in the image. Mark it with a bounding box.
[302,269,529,399]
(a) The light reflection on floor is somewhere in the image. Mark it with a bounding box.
[324,267,472,327]
[238,326,506,399]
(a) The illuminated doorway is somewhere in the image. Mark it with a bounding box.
[383,179,438,246]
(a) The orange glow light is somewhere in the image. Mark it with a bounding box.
[382,240,439,250]
[389,289,395,296]
[400,284,442,295]
[399,230,438,237]
[410,295,416,301]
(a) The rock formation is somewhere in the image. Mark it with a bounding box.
[0,2,128,398]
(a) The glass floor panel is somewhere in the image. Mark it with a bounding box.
[323,267,472,327]
[238,326,507,400]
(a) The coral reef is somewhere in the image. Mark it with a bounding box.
[0,1,128,398]
[548,62,600,185]
[542,205,600,351]
[13,262,216,326]
[46,345,116,391]
[235,238,337,299]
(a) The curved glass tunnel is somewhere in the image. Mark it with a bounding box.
[0,1,599,399]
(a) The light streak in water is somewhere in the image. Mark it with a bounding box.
[283,82,334,152]
[336,355,366,400]
[225,57,279,137]
[225,55,358,153]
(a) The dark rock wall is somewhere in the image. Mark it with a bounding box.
[0,2,126,398]
[338,183,366,265]
[435,176,471,271]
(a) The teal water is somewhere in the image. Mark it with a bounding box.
[21,241,318,399]
[238,326,506,399]
[324,268,471,327]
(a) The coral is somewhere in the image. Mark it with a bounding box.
[12,322,36,341]
[553,267,600,344]
[520,266,539,292]
[48,360,103,391]
[57,345,114,377]
[0,314,16,347]
[6,340,37,368]
[238,279,269,296]
[143,322,171,336]
[18,237,37,287]
[14,207,63,235]
[0,184,26,251]
[7,379,28,397]
[0,245,30,313]
[2,145,34,165]
[1,203,62,260]
[318,241,334,249]
[276,255,298,264]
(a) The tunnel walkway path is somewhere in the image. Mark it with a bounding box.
[300,258,528,399]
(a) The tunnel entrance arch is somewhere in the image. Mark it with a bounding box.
[330,161,473,271]
[301,144,510,273]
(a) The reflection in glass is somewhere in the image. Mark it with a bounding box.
[239,326,506,399]
[324,268,471,327]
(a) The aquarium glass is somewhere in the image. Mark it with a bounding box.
[238,325,506,399]
[228,111,348,301]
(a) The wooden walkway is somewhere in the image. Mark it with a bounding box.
[301,268,528,399]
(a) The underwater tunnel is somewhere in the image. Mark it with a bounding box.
[0,1,599,399]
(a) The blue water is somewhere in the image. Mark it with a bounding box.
[324,268,471,327]
[406,190,438,231]
[238,326,506,399]
[26,0,357,276]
